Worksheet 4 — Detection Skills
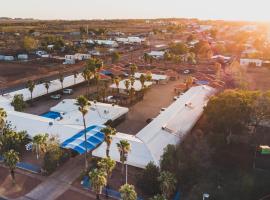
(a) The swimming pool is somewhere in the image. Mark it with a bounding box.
[41,111,61,119]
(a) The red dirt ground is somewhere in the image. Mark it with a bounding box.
[0,166,41,199]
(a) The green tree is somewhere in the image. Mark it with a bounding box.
[43,136,62,174]
[23,36,38,51]
[137,162,160,195]
[0,126,28,154]
[130,64,137,76]
[75,96,91,170]
[101,126,117,157]
[3,149,20,184]
[86,58,103,94]
[158,171,177,199]
[32,133,49,160]
[11,94,26,112]
[205,90,257,143]
[26,80,35,103]
[117,140,131,182]
[124,80,131,94]
[98,157,116,197]
[111,51,120,64]
[251,91,270,134]
[119,184,137,200]
[146,72,152,82]
[139,74,146,89]
[89,168,107,200]
[0,108,7,133]
[143,53,150,64]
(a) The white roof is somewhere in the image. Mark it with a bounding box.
[94,85,216,168]
[6,110,82,142]
[50,99,129,127]
[134,72,168,81]
[93,133,154,168]
[110,79,152,91]
[3,99,128,143]
[136,85,215,166]
[148,51,165,57]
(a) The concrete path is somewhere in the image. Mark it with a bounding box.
[17,156,84,200]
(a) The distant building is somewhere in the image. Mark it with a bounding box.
[70,31,81,36]
[47,45,54,50]
[147,51,165,59]
[4,56,15,61]
[116,36,145,44]
[17,54,28,60]
[240,58,263,67]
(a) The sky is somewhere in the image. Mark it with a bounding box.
[1,0,270,22]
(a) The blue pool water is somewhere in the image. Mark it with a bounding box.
[41,111,61,119]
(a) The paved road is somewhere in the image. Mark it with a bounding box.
[16,156,85,200]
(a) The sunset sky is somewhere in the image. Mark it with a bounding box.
[1,0,270,21]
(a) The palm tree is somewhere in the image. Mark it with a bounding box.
[26,80,35,103]
[3,149,20,184]
[0,108,7,134]
[143,53,149,64]
[113,76,121,103]
[89,168,107,200]
[139,74,146,89]
[73,71,78,85]
[75,96,91,170]
[146,72,152,82]
[32,133,49,159]
[98,157,116,197]
[58,73,64,90]
[129,76,135,87]
[124,80,130,94]
[101,126,117,157]
[130,64,137,76]
[117,140,131,183]
[82,67,93,97]
[119,184,137,200]
[158,171,177,199]
[87,58,103,94]
[44,81,50,94]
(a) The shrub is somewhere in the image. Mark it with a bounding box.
[11,94,26,112]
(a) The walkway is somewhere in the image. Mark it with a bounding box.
[16,155,85,200]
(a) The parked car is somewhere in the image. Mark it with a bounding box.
[183,69,190,74]
[105,96,117,103]
[160,107,166,113]
[63,88,73,95]
[50,94,61,100]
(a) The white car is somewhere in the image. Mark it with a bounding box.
[105,96,117,103]
[183,69,190,74]
[63,88,73,95]
[50,94,61,100]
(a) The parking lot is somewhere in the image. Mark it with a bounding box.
[116,80,177,134]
